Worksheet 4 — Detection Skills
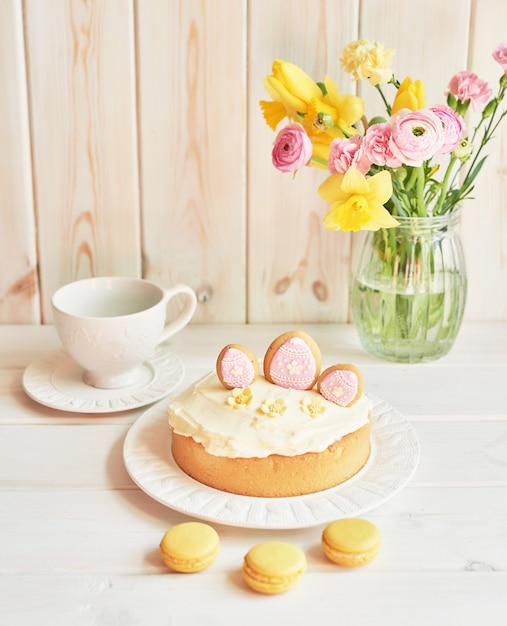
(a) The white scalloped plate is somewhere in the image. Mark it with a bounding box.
[123,395,420,528]
[22,348,185,413]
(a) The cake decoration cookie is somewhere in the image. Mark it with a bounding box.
[317,364,363,407]
[216,344,259,389]
[263,331,322,390]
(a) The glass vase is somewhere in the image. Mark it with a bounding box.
[349,210,467,363]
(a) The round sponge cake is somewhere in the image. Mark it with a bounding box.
[168,372,372,498]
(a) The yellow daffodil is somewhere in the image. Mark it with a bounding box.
[310,135,334,168]
[318,167,398,232]
[322,75,365,135]
[391,77,426,115]
[302,79,364,136]
[260,60,366,172]
[304,98,338,137]
[259,99,288,131]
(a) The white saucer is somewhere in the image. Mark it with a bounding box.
[123,394,420,529]
[22,348,185,413]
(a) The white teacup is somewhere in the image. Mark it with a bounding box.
[52,276,197,389]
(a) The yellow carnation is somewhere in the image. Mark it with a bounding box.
[340,39,395,85]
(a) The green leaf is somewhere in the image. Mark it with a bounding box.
[316,81,327,96]
[446,93,459,111]
[368,116,387,125]
[462,155,488,192]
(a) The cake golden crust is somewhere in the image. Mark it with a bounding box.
[171,418,371,498]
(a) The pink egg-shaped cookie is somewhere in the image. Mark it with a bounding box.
[263,331,322,390]
[216,344,259,389]
[317,364,363,407]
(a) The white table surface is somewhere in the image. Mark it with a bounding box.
[1,323,506,625]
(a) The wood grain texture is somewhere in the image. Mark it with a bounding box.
[1,0,506,324]
[0,0,39,322]
[248,0,360,323]
[462,0,507,320]
[136,0,247,323]
[24,0,141,321]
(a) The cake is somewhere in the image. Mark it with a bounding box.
[168,331,372,498]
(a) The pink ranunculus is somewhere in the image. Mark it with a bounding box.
[430,104,466,154]
[389,109,444,166]
[446,71,492,112]
[271,123,313,172]
[362,122,402,167]
[493,43,507,75]
[328,135,371,175]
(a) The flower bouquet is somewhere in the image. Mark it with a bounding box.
[260,40,507,362]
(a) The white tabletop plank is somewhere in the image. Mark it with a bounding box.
[1,486,505,573]
[1,323,506,625]
[1,571,506,626]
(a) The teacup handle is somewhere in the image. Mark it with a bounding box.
[159,284,197,343]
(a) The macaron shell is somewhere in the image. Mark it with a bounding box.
[263,331,322,390]
[216,344,259,389]
[317,364,363,407]
[322,518,381,567]
[160,522,220,573]
[242,541,306,594]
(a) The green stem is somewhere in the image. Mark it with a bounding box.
[451,82,507,203]
[375,84,392,116]
[389,190,408,217]
[415,166,426,216]
[311,155,329,168]
[404,167,419,192]
[433,156,457,215]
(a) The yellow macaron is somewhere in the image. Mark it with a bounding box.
[322,518,381,567]
[159,521,219,573]
[242,541,306,594]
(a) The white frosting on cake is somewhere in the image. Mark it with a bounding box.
[168,372,372,459]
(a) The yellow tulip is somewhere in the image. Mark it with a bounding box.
[318,168,397,232]
[391,77,426,115]
[263,60,323,121]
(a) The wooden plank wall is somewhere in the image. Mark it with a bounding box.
[1,0,506,325]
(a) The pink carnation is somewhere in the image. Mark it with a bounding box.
[389,109,444,166]
[272,123,312,173]
[328,135,371,175]
[430,104,465,154]
[493,43,507,75]
[447,71,492,112]
[362,122,402,167]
